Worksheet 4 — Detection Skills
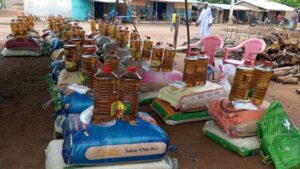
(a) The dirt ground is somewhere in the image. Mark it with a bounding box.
[0,16,299,169]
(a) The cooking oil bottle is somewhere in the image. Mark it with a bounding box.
[98,21,105,35]
[251,61,274,105]
[93,65,118,124]
[195,55,209,86]
[119,66,142,122]
[141,36,153,61]
[78,27,85,40]
[104,50,120,75]
[162,43,176,72]
[71,38,82,56]
[183,57,197,87]
[62,28,72,43]
[90,19,97,32]
[64,44,79,72]
[104,22,110,36]
[71,23,79,37]
[110,24,118,39]
[130,30,139,48]
[81,47,99,89]
[130,40,141,61]
[150,42,164,71]
[117,27,129,48]
[10,19,19,37]
[229,60,255,101]
[17,19,27,37]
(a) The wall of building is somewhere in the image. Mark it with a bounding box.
[219,26,300,44]
[72,0,92,21]
[24,0,72,17]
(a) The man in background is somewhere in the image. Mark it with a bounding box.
[197,2,213,39]
[291,8,299,30]
[170,11,177,31]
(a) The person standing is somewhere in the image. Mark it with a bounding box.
[170,11,177,31]
[291,8,299,30]
[197,2,213,39]
[276,14,282,24]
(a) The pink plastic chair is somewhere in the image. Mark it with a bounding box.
[223,38,266,66]
[188,35,224,66]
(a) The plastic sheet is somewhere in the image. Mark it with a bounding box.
[62,112,169,165]
[57,69,83,90]
[50,60,64,82]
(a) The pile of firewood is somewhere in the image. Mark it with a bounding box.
[258,33,300,67]
[272,65,300,84]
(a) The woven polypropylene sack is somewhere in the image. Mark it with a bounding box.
[62,112,169,165]
[1,48,41,57]
[257,101,300,169]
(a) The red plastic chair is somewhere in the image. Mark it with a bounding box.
[223,38,266,66]
[188,35,224,66]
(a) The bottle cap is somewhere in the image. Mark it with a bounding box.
[108,50,116,55]
[263,61,272,67]
[102,65,112,74]
[146,36,151,39]
[156,42,162,46]
[87,47,96,54]
[244,60,253,65]
[128,66,137,73]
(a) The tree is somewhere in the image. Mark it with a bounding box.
[272,0,300,8]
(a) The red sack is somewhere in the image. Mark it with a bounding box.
[209,99,264,137]
[5,37,41,51]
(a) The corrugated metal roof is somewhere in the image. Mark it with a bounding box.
[209,3,250,11]
[235,0,294,12]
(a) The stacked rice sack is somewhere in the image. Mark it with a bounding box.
[152,81,227,125]
[204,99,269,156]
[1,15,42,57]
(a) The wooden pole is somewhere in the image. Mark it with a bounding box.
[173,15,180,49]
[184,0,191,57]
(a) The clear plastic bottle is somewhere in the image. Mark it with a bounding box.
[93,65,118,123]
[62,28,72,43]
[98,21,105,35]
[130,30,139,48]
[81,47,99,89]
[78,28,85,40]
[17,19,27,37]
[229,60,255,101]
[71,23,79,37]
[110,24,118,39]
[64,44,79,72]
[90,19,97,32]
[183,57,197,87]
[71,38,82,56]
[141,36,153,61]
[117,27,129,48]
[195,55,209,86]
[104,50,120,75]
[150,42,164,71]
[251,61,274,105]
[119,66,142,121]
[104,23,110,36]
[10,19,19,37]
[162,44,176,72]
[130,40,141,61]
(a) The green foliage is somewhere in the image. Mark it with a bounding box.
[272,0,300,8]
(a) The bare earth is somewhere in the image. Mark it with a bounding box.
[0,18,299,169]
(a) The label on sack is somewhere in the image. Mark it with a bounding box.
[85,142,167,160]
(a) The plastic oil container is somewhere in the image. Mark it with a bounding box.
[150,42,164,71]
[162,44,176,72]
[110,24,118,39]
[229,60,255,101]
[93,65,118,123]
[71,38,82,56]
[251,61,274,105]
[10,19,18,37]
[130,40,141,61]
[104,50,120,75]
[17,19,27,37]
[195,55,209,86]
[64,44,79,72]
[119,66,142,121]
[62,28,72,43]
[71,23,79,37]
[183,57,198,87]
[90,19,97,32]
[130,30,139,48]
[81,47,99,89]
[141,36,153,61]
[104,23,110,36]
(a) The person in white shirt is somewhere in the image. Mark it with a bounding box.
[197,2,214,39]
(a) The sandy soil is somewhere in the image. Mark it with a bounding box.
[0,21,299,169]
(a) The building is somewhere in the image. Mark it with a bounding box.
[235,0,295,22]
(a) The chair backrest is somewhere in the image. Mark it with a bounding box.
[241,39,266,62]
[202,35,224,65]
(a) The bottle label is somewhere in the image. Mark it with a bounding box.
[123,102,132,115]
[111,101,119,116]
[150,60,161,67]
[64,61,77,69]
